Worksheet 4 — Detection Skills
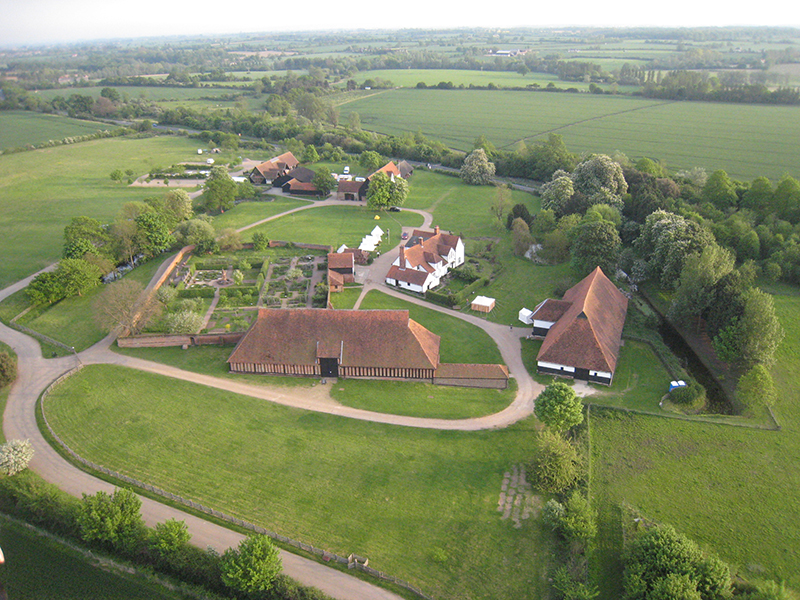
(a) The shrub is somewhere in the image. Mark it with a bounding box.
[220,534,282,593]
[560,491,597,542]
[530,430,582,493]
[535,382,584,432]
[77,488,147,554]
[669,380,706,407]
[0,351,17,388]
[0,439,34,476]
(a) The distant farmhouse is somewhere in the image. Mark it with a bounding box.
[337,160,413,201]
[249,151,299,185]
[529,267,627,385]
[227,308,508,388]
[385,226,465,293]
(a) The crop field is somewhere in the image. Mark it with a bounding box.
[33,85,241,103]
[46,364,552,600]
[0,516,184,600]
[338,89,800,181]
[0,111,120,150]
[0,135,203,288]
[589,291,800,595]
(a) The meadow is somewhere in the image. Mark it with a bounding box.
[0,135,204,288]
[0,111,119,150]
[338,89,800,181]
[45,364,552,600]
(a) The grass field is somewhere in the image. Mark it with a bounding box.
[0,135,206,288]
[338,89,800,181]
[0,515,184,600]
[211,196,312,231]
[589,292,800,595]
[45,364,553,600]
[0,111,120,150]
[242,205,424,248]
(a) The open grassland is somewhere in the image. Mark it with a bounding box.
[589,292,800,595]
[339,89,800,181]
[242,204,424,248]
[33,85,241,103]
[0,516,184,600]
[210,196,311,232]
[358,289,503,364]
[0,111,120,150]
[46,364,552,600]
[0,135,205,288]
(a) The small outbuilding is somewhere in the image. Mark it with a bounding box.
[471,295,496,313]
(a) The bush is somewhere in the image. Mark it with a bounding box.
[0,439,34,476]
[221,534,282,593]
[0,351,17,388]
[669,380,706,407]
[530,430,582,493]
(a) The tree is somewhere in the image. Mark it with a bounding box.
[0,351,16,388]
[151,519,191,559]
[511,217,533,257]
[622,525,731,600]
[165,310,205,334]
[489,185,511,229]
[541,173,575,216]
[174,218,215,248]
[0,439,33,476]
[203,166,237,213]
[163,189,193,224]
[571,154,627,210]
[220,534,282,593]
[57,258,103,298]
[527,134,577,181]
[571,220,621,277]
[312,167,336,198]
[135,212,173,258]
[460,148,495,185]
[534,381,584,432]
[741,176,773,212]
[110,169,124,183]
[64,216,109,249]
[530,430,581,493]
[77,488,146,553]
[736,364,777,413]
[347,111,361,131]
[737,287,784,367]
[359,150,384,172]
[95,279,161,334]
[217,228,243,252]
[703,170,739,210]
[669,244,735,326]
[366,171,408,209]
[560,491,597,542]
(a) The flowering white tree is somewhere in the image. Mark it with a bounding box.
[0,439,34,475]
[459,148,496,185]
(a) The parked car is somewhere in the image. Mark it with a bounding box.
[343,166,350,174]
[389,206,401,212]
[401,232,409,240]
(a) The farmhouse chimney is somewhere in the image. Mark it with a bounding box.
[434,226,440,235]
[399,246,405,269]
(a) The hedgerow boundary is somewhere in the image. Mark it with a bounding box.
[38,366,435,600]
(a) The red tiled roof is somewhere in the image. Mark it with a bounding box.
[386,264,433,287]
[337,180,363,193]
[537,267,628,373]
[284,179,318,192]
[228,309,440,370]
[328,270,345,287]
[369,161,402,180]
[328,252,354,271]
[531,298,572,323]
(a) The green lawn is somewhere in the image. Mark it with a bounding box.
[329,286,362,309]
[0,515,184,600]
[589,292,800,595]
[339,89,800,181]
[45,364,553,600]
[211,197,311,231]
[242,205,424,248]
[0,111,120,150]
[358,290,503,364]
[0,135,206,288]
[330,377,516,419]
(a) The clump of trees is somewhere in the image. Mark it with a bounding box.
[366,171,409,209]
[460,148,496,185]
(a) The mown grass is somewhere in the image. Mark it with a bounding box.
[211,197,312,232]
[0,515,185,600]
[0,111,120,150]
[329,377,516,419]
[339,89,800,181]
[0,135,204,288]
[45,364,553,600]
[358,290,503,364]
[329,286,362,309]
[589,293,800,594]
[242,205,424,248]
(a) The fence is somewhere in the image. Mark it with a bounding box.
[9,319,76,355]
[39,367,434,600]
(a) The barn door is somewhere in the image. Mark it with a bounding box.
[319,358,339,378]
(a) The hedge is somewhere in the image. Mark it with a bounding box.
[177,287,217,299]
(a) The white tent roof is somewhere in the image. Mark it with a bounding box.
[472,295,496,308]
[337,244,349,253]
[371,225,384,237]
[359,239,377,251]
[518,307,534,324]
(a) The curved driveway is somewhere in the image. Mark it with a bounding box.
[0,195,541,599]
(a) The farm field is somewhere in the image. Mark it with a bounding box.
[32,85,242,104]
[338,89,800,181]
[0,111,120,151]
[0,135,204,288]
[0,516,185,600]
[45,364,552,600]
[588,291,800,595]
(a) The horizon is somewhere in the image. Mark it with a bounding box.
[1,0,799,48]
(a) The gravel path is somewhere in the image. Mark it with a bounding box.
[0,195,541,599]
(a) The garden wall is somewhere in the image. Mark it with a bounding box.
[117,332,243,348]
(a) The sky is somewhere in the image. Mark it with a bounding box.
[1,0,799,47]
